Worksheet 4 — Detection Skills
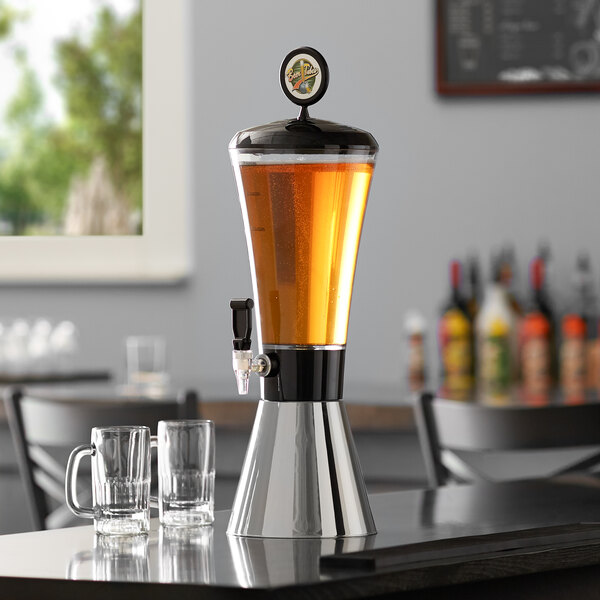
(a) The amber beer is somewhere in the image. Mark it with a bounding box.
[238,161,373,347]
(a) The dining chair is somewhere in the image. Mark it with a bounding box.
[415,392,600,488]
[3,386,198,531]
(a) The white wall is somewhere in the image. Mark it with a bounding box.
[0,0,599,399]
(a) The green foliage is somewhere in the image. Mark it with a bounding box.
[6,54,43,131]
[0,59,47,233]
[56,1,143,212]
[0,1,21,41]
[0,0,142,235]
[0,164,43,234]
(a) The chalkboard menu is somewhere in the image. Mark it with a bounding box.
[437,0,600,95]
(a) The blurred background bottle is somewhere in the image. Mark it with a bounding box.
[520,313,551,395]
[466,253,482,320]
[527,257,555,329]
[477,258,517,395]
[404,310,427,392]
[429,246,600,398]
[560,314,586,401]
[498,245,523,318]
[537,240,554,299]
[559,253,598,393]
[572,253,599,389]
[437,260,474,397]
[520,256,556,389]
[572,253,596,328]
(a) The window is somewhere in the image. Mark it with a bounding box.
[0,0,190,281]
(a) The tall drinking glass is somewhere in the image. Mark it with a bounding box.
[125,335,169,391]
[65,426,151,535]
[155,420,215,527]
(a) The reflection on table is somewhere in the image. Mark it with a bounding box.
[68,535,150,583]
[159,526,214,584]
[228,533,373,588]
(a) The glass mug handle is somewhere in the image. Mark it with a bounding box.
[150,435,159,509]
[65,444,95,519]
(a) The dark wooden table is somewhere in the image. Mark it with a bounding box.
[1,477,600,599]
[0,370,111,386]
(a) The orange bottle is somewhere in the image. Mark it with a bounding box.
[560,314,587,400]
[520,313,551,395]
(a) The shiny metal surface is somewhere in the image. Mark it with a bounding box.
[1,479,600,594]
[228,531,373,587]
[227,400,376,538]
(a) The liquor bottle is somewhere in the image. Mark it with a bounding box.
[437,260,473,396]
[466,253,482,320]
[520,313,551,395]
[538,240,553,298]
[498,245,523,318]
[572,253,596,328]
[520,256,556,386]
[538,240,551,264]
[526,257,554,324]
[477,259,517,395]
[571,253,598,389]
[404,310,426,392]
[591,320,600,391]
[560,314,586,400]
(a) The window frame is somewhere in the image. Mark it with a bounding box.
[0,0,192,283]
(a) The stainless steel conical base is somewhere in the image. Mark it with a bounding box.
[227,400,376,538]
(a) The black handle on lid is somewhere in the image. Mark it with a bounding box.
[231,298,254,351]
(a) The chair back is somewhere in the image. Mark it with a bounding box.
[4,387,198,530]
[415,392,600,488]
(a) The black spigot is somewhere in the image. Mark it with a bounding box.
[230,298,254,351]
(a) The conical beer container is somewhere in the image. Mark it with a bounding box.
[228,48,377,538]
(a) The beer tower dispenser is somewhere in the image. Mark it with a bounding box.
[228,48,378,538]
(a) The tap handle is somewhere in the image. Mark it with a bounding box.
[230,298,254,351]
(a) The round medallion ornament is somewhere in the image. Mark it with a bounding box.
[280,47,329,106]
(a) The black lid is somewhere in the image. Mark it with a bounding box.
[229,117,378,155]
[229,47,378,155]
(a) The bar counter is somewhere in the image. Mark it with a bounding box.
[1,477,600,599]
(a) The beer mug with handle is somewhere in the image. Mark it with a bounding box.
[65,426,151,535]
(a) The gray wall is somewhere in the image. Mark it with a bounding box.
[0,0,599,398]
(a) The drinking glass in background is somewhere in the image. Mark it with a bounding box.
[49,320,79,371]
[153,420,215,528]
[0,318,78,374]
[126,335,170,392]
[65,425,152,536]
[1,318,31,373]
